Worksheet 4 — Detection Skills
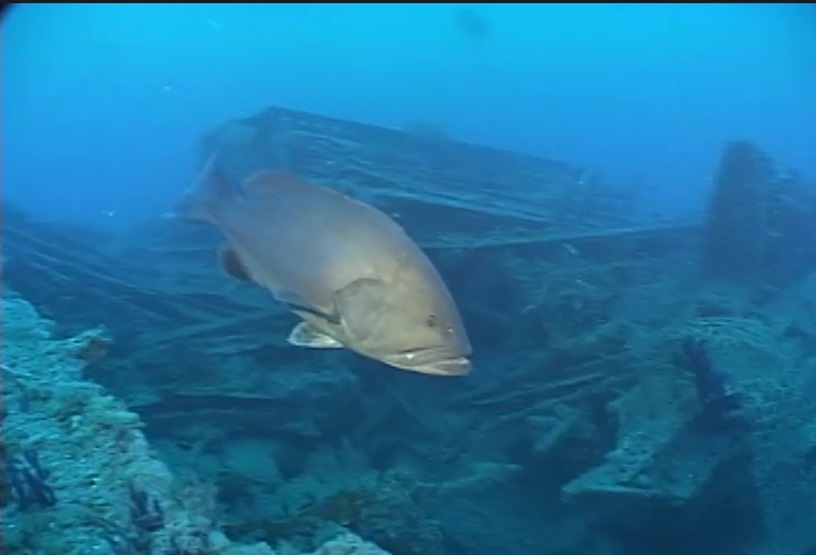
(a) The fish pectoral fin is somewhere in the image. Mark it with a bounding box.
[272,288,340,323]
[218,244,252,281]
[335,277,389,341]
[287,322,344,349]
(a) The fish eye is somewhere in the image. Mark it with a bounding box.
[425,314,438,328]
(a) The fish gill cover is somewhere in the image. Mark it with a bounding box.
[2,4,816,555]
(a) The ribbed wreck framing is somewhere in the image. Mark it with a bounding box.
[2,105,815,555]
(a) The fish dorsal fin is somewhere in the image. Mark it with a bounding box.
[218,244,252,281]
[287,321,344,349]
[335,278,390,341]
[242,170,311,198]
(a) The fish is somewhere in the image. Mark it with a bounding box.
[169,155,472,376]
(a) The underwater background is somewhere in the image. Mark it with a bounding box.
[2,3,816,555]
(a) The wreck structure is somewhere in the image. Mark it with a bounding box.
[3,106,816,555]
[701,140,816,285]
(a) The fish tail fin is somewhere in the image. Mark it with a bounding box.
[163,152,234,223]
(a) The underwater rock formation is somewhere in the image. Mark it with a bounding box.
[0,286,394,555]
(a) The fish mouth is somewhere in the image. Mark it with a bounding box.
[385,351,471,377]
[419,356,471,376]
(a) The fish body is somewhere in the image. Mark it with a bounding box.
[171,156,472,376]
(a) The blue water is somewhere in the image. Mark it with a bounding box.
[3,6,816,555]
[3,4,815,230]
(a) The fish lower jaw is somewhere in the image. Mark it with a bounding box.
[384,356,471,377]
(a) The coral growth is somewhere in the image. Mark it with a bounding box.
[0,287,391,555]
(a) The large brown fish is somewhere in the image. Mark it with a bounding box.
[170,156,472,376]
